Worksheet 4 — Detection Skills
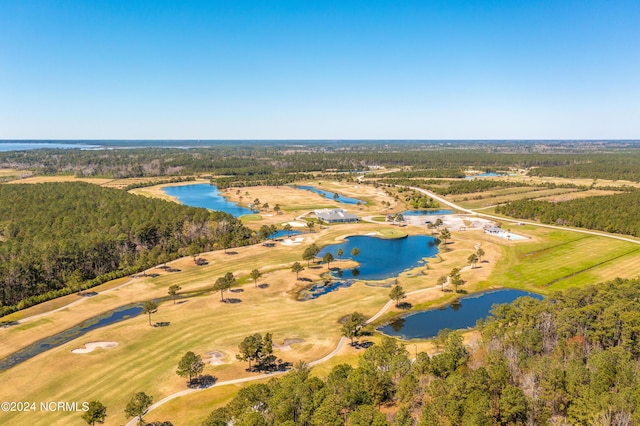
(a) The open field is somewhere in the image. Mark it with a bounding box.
[454,187,580,209]
[477,226,640,293]
[4,175,115,185]
[535,188,621,202]
[490,174,640,189]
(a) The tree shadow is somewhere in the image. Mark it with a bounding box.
[188,375,217,389]
[397,302,413,310]
[229,288,244,293]
[352,340,374,349]
[78,291,98,297]
[222,298,242,304]
[258,283,270,289]
[297,277,312,282]
[225,251,238,255]
[176,300,188,305]
[167,268,181,273]
[154,321,171,327]
[194,258,208,266]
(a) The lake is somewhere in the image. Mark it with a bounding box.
[379,289,542,339]
[317,235,439,280]
[295,185,365,205]
[163,183,255,217]
[402,209,454,216]
[270,229,303,239]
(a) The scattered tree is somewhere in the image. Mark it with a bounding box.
[274,204,281,214]
[81,401,107,426]
[124,392,153,426]
[213,273,234,301]
[306,221,315,233]
[351,247,360,258]
[176,351,205,384]
[291,262,304,280]
[468,253,479,268]
[342,312,367,345]
[437,275,448,292]
[302,244,320,266]
[283,223,292,236]
[449,267,464,292]
[323,252,335,269]
[476,247,485,263]
[249,269,262,288]
[337,248,344,260]
[389,285,407,307]
[236,333,276,371]
[168,285,181,304]
[142,301,158,326]
[439,228,451,247]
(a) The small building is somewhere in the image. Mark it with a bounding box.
[314,208,359,223]
[484,225,503,234]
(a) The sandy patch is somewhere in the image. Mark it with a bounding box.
[281,237,305,246]
[205,351,226,365]
[284,221,307,228]
[72,342,118,354]
[273,338,305,351]
[365,232,378,236]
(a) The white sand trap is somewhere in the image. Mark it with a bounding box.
[72,342,118,354]
[264,214,273,217]
[284,221,306,228]
[365,232,378,236]
[206,351,226,365]
[281,239,301,246]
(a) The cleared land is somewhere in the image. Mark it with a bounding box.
[535,188,621,202]
[454,187,580,209]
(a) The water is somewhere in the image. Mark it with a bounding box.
[0,304,143,372]
[0,142,99,151]
[270,230,302,239]
[298,281,353,301]
[465,172,504,179]
[163,183,255,217]
[294,185,365,205]
[317,235,438,280]
[379,289,542,339]
[402,209,454,216]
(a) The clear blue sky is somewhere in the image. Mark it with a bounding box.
[1,0,639,139]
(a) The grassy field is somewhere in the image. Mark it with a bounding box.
[454,188,580,209]
[477,226,640,293]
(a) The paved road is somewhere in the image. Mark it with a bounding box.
[411,186,640,246]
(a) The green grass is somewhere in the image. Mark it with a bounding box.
[377,228,408,239]
[8,318,53,332]
[481,228,640,294]
[239,214,262,222]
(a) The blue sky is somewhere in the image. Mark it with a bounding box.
[1,0,639,139]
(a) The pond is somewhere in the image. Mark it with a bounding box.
[378,289,542,340]
[269,229,303,239]
[298,281,353,301]
[0,303,144,372]
[294,185,365,205]
[317,235,438,280]
[163,183,255,217]
[402,209,454,216]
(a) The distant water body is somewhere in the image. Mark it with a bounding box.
[163,183,255,217]
[0,142,100,151]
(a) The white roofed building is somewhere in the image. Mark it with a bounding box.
[314,208,359,223]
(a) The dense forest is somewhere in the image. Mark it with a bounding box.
[2,142,640,182]
[0,182,253,315]
[495,191,640,236]
[203,278,640,425]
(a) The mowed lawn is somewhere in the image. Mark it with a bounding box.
[487,228,640,292]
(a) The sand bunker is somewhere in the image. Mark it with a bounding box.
[205,351,226,365]
[281,237,305,246]
[284,221,307,228]
[273,338,304,351]
[72,342,118,354]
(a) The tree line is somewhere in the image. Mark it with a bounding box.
[0,182,253,315]
[495,191,640,236]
